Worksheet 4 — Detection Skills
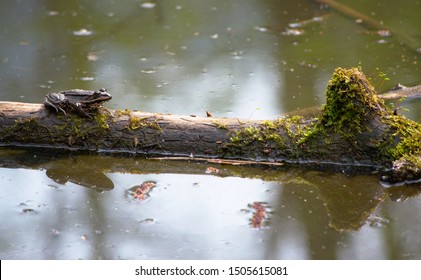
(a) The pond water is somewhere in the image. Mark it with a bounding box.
[1,0,421,259]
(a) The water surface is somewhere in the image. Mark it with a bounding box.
[1,0,421,259]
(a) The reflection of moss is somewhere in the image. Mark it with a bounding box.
[316,174,386,232]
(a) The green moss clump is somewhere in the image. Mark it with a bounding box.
[300,67,421,182]
[296,67,397,162]
[93,112,110,130]
[387,115,421,159]
[230,125,264,146]
[319,67,389,136]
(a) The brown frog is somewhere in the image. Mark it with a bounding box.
[44,88,112,118]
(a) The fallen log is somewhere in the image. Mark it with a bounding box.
[1,67,421,186]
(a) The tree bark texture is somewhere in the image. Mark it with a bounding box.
[0,102,248,158]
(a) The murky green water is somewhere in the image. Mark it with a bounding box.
[1,0,421,259]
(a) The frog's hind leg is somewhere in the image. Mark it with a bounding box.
[57,107,67,115]
[74,103,92,119]
[44,100,67,115]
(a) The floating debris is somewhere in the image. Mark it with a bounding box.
[299,61,318,68]
[282,28,305,36]
[127,181,157,201]
[377,30,391,37]
[141,69,156,74]
[139,2,156,9]
[254,26,269,33]
[205,167,219,174]
[366,215,390,228]
[230,50,243,60]
[362,29,391,37]
[87,52,99,62]
[47,11,59,16]
[288,16,324,28]
[139,218,155,224]
[80,76,95,81]
[73,28,93,36]
[22,208,37,214]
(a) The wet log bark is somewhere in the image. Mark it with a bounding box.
[0,101,259,159]
[1,68,421,186]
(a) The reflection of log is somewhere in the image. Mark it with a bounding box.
[1,67,421,185]
[316,0,421,54]
[2,149,421,232]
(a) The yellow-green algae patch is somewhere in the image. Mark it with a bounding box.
[115,109,162,131]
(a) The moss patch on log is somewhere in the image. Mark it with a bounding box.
[227,67,421,185]
[301,67,421,165]
[114,109,162,131]
[320,67,388,135]
[227,116,314,160]
[51,110,112,147]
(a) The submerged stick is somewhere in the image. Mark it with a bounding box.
[316,0,421,54]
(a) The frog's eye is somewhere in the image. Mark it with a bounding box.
[99,88,107,92]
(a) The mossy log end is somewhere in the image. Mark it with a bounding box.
[1,67,421,186]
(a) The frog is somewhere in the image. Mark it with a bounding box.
[44,88,112,118]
